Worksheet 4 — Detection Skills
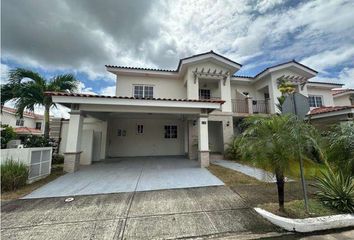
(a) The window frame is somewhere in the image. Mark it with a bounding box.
[199,89,211,100]
[308,95,323,108]
[133,84,154,99]
[35,122,42,130]
[164,125,177,139]
[16,118,24,126]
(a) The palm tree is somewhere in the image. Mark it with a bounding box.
[1,68,78,139]
[237,114,322,212]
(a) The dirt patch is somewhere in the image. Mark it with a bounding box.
[259,199,341,219]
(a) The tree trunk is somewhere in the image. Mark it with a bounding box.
[44,104,50,139]
[275,170,285,212]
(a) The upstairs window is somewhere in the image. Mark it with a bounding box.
[35,122,42,130]
[308,95,323,107]
[16,118,24,126]
[199,89,211,99]
[164,125,177,139]
[133,85,154,98]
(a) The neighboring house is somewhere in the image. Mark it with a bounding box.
[49,51,351,173]
[307,88,354,127]
[0,106,44,135]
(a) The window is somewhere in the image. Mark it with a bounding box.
[308,95,323,107]
[199,89,211,99]
[133,85,154,98]
[164,125,177,139]
[35,122,42,130]
[136,124,144,135]
[16,118,24,126]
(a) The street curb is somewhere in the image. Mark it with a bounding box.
[254,207,354,233]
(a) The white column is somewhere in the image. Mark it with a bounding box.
[198,115,209,167]
[219,75,232,112]
[64,110,83,173]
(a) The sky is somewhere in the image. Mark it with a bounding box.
[1,0,354,117]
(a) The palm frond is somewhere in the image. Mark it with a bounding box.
[8,68,46,86]
[48,74,78,92]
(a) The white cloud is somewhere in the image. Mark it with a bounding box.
[77,81,96,94]
[1,63,10,84]
[301,46,354,73]
[315,67,354,88]
[99,85,116,96]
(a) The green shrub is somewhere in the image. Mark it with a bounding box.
[326,122,354,176]
[1,159,29,192]
[23,135,52,148]
[0,124,16,148]
[314,169,354,213]
[225,137,241,160]
[52,154,64,165]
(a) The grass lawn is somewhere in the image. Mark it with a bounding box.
[259,199,341,219]
[228,158,326,180]
[1,164,64,201]
[207,164,262,185]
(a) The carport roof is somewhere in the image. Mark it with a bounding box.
[46,92,225,104]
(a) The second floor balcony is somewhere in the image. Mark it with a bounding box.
[232,98,270,114]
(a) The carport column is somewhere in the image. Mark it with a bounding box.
[198,115,209,167]
[64,110,83,173]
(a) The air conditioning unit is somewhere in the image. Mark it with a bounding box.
[6,140,22,149]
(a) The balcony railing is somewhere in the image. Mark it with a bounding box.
[232,99,269,114]
[252,100,268,114]
[232,99,249,113]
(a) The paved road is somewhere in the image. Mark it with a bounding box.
[1,186,280,239]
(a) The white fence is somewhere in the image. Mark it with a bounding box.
[1,147,52,183]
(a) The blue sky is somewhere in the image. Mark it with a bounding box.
[1,0,354,116]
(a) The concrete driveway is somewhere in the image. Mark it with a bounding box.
[1,186,280,239]
[24,156,224,199]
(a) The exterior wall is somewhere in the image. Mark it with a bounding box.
[59,118,107,161]
[107,116,184,157]
[1,111,37,129]
[230,83,256,99]
[334,95,352,106]
[307,87,334,106]
[116,75,186,99]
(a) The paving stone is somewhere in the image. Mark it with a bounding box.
[1,219,124,240]
[129,188,202,217]
[1,193,132,229]
[123,212,218,240]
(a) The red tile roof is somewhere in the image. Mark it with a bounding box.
[1,106,43,119]
[254,60,318,78]
[309,106,354,115]
[14,127,42,135]
[46,92,225,104]
[332,89,354,95]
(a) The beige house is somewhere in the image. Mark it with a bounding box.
[0,106,44,135]
[50,51,352,173]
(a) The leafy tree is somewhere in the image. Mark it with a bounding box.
[1,68,78,139]
[237,114,323,212]
[0,124,16,148]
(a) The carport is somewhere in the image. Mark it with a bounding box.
[24,156,224,199]
[48,92,225,173]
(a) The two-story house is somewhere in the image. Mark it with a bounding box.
[50,51,352,173]
[0,106,44,135]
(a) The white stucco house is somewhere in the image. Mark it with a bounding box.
[0,106,45,135]
[49,51,352,173]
